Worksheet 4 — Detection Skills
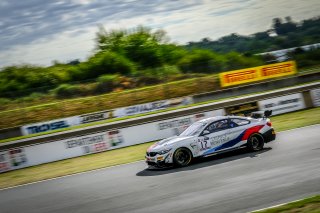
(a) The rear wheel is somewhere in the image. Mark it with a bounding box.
[247,134,264,151]
[173,148,193,167]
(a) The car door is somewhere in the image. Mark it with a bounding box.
[197,119,231,156]
[228,118,251,147]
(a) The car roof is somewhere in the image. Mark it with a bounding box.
[198,115,250,124]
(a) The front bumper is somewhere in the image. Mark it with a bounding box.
[263,128,276,143]
[145,153,172,168]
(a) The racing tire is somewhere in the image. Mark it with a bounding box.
[247,133,264,151]
[173,148,193,167]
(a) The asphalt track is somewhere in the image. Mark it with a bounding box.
[0,125,319,213]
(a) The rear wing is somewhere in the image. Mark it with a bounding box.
[250,110,272,119]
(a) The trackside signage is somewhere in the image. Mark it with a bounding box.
[79,111,113,124]
[219,61,296,87]
[21,117,81,136]
[0,109,224,173]
[310,88,320,107]
[113,97,193,118]
[20,97,193,136]
[0,148,28,173]
[258,93,305,115]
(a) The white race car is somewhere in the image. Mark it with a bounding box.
[146,110,275,168]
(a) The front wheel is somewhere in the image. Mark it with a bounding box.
[247,134,264,151]
[173,148,193,167]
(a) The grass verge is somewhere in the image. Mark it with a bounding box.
[253,194,320,213]
[0,107,319,189]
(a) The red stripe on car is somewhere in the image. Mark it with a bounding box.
[241,125,264,140]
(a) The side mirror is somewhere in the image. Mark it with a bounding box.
[202,130,210,135]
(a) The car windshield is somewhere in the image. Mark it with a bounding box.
[179,121,206,136]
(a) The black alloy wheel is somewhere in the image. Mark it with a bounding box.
[173,148,193,167]
[248,134,264,151]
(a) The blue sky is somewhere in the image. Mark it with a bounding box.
[0,0,319,67]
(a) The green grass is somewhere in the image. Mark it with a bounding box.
[253,194,320,213]
[0,107,319,189]
[271,107,320,132]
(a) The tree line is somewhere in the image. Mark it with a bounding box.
[0,17,319,99]
[185,16,320,54]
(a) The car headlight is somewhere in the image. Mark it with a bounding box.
[157,148,172,155]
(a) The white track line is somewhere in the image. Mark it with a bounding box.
[1,124,319,191]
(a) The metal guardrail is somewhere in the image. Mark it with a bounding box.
[0,81,319,151]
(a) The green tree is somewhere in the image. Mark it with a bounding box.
[224,52,263,70]
[177,49,225,73]
[85,51,136,78]
[184,17,320,54]
[95,25,168,69]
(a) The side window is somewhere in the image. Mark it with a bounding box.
[231,118,250,127]
[205,119,229,134]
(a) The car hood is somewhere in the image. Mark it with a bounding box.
[148,135,194,152]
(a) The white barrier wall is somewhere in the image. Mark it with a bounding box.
[258,93,305,115]
[1,109,224,173]
[310,88,320,107]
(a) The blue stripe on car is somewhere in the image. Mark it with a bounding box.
[203,131,245,155]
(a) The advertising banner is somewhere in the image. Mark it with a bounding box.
[79,111,113,124]
[310,88,320,107]
[0,148,28,173]
[21,117,81,136]
[20,97,192,136]
[219,61,296,87]
[258,93,305,115]
[113,97,193,118]
[21,130,125,169]
[64,130,124,155]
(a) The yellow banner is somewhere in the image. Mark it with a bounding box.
[219,61,296,87]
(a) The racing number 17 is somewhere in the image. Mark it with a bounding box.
[198,138,209,151]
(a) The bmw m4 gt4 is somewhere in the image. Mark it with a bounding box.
[146,110,275,168]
